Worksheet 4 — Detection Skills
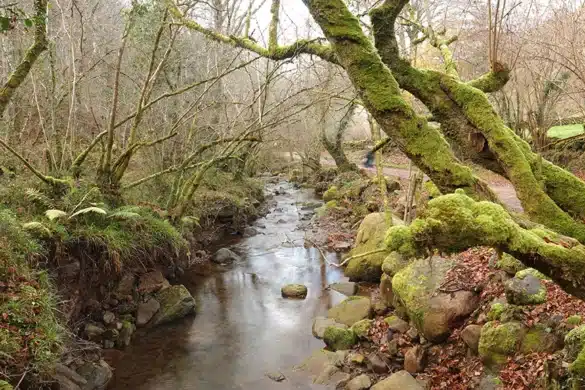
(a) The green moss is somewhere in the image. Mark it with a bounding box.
[520,324,558,353]
[345,213,388,282]
[0,380,13,390]
[565,326,585,360]
[570,347,585,378]
[478,321,526,366]
[323,186,339,202]
[423,180,442,198]
[381,251,411,276]
[568,316,583,326]
[496,253,526,275]
[323,326,357,351]
[325,200,338,209]
[351,319,373,340]
[516,268,550,281]
[488,303,506,321]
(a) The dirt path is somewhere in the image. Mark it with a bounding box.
[321,156,523,211]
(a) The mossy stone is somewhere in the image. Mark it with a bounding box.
[351,319,373,340]
[344,213,389,282]
[323,326,357,351]
[327,296,371,326]
[150,284,196,326]
[568,315,583,326]
[565,325,585,361]
[281,284,308,299]
[520,324,561,353]
[515,268,550,281]
[381,251,411,277]
[479,321,526,366]
[504,274,547,305]
[323,186,339,202]
[496,253,526,275]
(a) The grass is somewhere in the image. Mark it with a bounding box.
[547,124,585,139]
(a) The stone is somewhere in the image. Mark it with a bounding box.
[478,374,504,390]
[367,352,388,374]
[137,271,170,294]
[150,284,196,326]
[102,311,115,325]
[372,296,389,316]
[392,257,479,343]
[243,227,258,237]
[329,282,357,296]
[212,248,241,264]
[382,251,412,276]
[371,370,423,390]
[327,296,371,326]
[404,345,427,373]
[102,328,119,341]
[348,352,365,364]
[406,327,419,341]
[567,315,583,327]
[103,340,114,349]
[84,323,105,341]
[347,374,372,390]
[76,360,112,390]
[115,273,136,297]
[265,371,285,382]
[351,319,373,340]
[461,324,483,353]
[323,186,339,202]
[520,324,562,354]
[384,316,409,333]
[495,253,526,275]
[295,349,347,385]
[116,321,135,348]
[564,325,585,361]
[53,363,87,390]
[281,284,308,299]
[323,327,357,351]
[312,317,347,339]
[386,339,399,355]
[504,274,547,305]
[344,213,389,282]
[478,321,526,366]
[379,273,394,307]
[136,298,160,327]
[515,268,549,281]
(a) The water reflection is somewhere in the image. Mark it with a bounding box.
[108,181,348,389]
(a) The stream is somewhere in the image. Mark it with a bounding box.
[107,180,351,389]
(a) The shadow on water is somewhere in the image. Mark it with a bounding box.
[107,181,350,389]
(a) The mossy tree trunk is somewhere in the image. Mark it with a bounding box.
[321,103,358,172]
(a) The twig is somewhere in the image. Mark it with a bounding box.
[304,237,339,267]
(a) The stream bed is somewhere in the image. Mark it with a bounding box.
[107,180,351,389]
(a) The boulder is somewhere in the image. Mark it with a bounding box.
[520,324,562,354]
[84,323,105,341]
[565,325,585,361]
[136,298,160,327]
[392,257,479,343]
[495,253,526,275]
[384,315,409,333]
[76,360,112,390]
[312,317,347,339]
[323,327,357,351]
[329,282,357,296]
[504,274,546,305]
[371,370,423,390]
[344,213,389,282]
[150,285,196,326]
[351,319,373,340]
[404,345,427,373]
[461,324,483,353]
[367,353,388,374]
[137,271,170,294]
[346,374,371,390]
[327,296,371,326]
[478,374,504,390]
[281,284,308,299]
[478,321,526,366]
[295,349,348,385]
[379,273,394,307]
[212,248,241,264]
[516,268,550,281]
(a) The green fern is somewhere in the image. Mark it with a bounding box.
[69,206,107,219]
[108,210,142,220]
[45,209,68,221]
[22,222,52,237]
[24,188,53,208]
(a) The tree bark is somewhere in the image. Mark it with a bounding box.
[320,104,358,172]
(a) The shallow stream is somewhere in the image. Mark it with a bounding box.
[108,181,350,389]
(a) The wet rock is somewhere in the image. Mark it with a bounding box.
[384,316,409,333]
[461,324,482,353]
[115,273,136,297]
[243,227,258,237]
[367,353,388,374]
[53,363,87,390]
[351,319,373,340]
[344,213,388,282]
[504,274,546,305]
[265,371,285,382]
[102,311,115,326]
[392,257,479,343]
[150,284,196,326]
[371,370,423,390]
[404,345,427,373]
[479,321,526,367]
[76,360,112,390]
[281,284,308,299]
[212,248,241,264]
[371,296,389,316]
[295,349,346,385]
[329,282,357,296]
[379,273,394,307]
[323,327,357,351]
[346,374,371,390]
[116,321,135,348]
[312,317,347,339]
[84,323,105,341]
[136,298,160,327]
[137,271,170,294]
[314,364,347,385]
[327,296,371,326]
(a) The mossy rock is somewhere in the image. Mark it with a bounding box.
[327,296,371,326]
[381,251,411,277]
[423,181,441,198]
[568,315,583,327]
[323,186,339,202]
[344,213,389,282]
[569,347,585,379]
[323,326,357,351]
[520,324,562,354]
[487,302,522,322]
[565,325,585,361]
[496,253,526,275]
[0,381,12,390]
[351,319,373,340]
[515,268,550,281]
[479,321,526,367]
[504,274,547,305]
[281,284,308,299]
[379,273,394,307]
[150,285,196,326]
[325,200,338,209]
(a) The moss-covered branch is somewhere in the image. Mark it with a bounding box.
[386,191,585,300]
[467,62,511,93]
[0,0,48,117]
[70,130,107,177]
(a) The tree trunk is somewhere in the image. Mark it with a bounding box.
[321,104,358,172]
